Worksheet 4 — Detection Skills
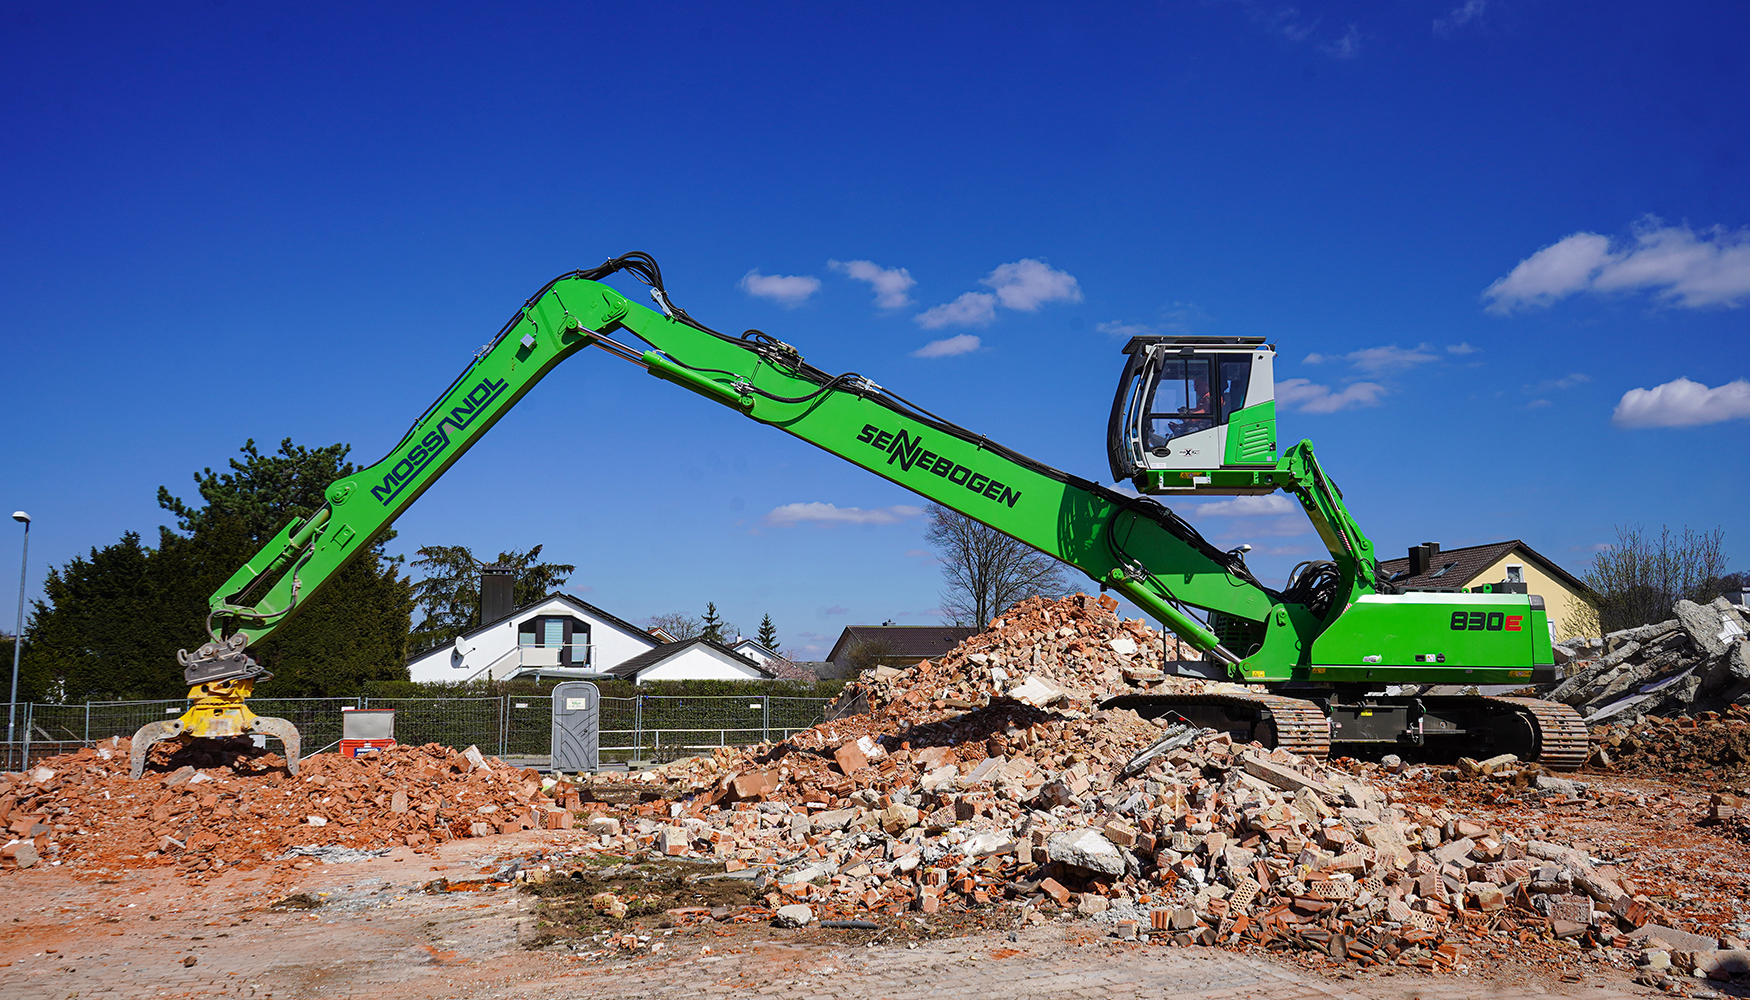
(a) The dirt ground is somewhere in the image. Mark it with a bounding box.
[1,807,1734,1000]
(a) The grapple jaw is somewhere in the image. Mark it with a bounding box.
[129,639,302,778]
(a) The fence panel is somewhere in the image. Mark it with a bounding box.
[500,694,551,758]
[598,696,639,765]
[5,691,837,772]
[768,696,832,733]
[25,699,188,743]
[593,694,832,765]
[362,697,504,754]
[236,698,360,755]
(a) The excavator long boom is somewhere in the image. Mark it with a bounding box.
[134,253,1580,779]
[208,257,1305,673]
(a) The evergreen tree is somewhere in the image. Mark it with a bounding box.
[407,544,575,653]
[756,614,780,651]
[699,602,730,643]
[23,439,414,701]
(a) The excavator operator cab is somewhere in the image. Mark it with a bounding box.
[1107,336,1279,495]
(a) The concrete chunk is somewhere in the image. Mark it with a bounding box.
[1009,676,1065,707]
[1241,754,1330,796]
[1047,828,1126,876]
[1631,924,1719,952]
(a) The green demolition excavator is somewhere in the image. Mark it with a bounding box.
[129,252,1586,778]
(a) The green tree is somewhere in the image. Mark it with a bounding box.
[23,439,414,701]
[755,614,780,651]
[158,438,352,540]
[699,602,736,644]
[407,544,575,653]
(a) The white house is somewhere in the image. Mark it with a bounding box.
[603,637,775,685]
[406,593,661,684]
[728,638,784,668]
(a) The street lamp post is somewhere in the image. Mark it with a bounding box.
[8,511,29,747]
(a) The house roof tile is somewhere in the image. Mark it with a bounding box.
[1377,539,1597,599]
[826,625,978,664]
[602,637,774,680]
[406,592,659,664]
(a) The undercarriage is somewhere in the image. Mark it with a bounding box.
[1100,687,1588,770]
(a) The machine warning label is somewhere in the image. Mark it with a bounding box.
[371,376,510,505]
[856,424,1021,508]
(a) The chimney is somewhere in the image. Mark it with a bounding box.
[1408,545,1431,577]
[1423,541,1440,555]
[480,565,515,624]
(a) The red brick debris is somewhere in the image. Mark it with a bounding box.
[0,740,568,879]
[5,593,1749,990]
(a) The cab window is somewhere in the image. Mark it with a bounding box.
[1144,358,1214,449]
[1219,357,1252,418]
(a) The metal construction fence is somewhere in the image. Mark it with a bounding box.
[0,692,833,772]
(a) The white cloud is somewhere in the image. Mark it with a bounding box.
[1446,342,1478,355]
[1227,517,1315,538]
[1346,344,1439,374]
[1097,302,1210,339]
[1302,344,1439,373]
[738,269,821,307]
[1275,378,1388,413]
[1321,24,1361,58]
[1193,494,1300,517]
[829,259,916,309]
[1226,1,1365,59]
[912,334,982,358]
[980,259,1083,311]
[1529,373,1590,392]
[914,292,996,329]
[1097,320,1154,339]
[763,502,924,526]
[914,258,1081,331]
[1612,377,1750,428]
[1484,219,1750,314]
[1433,0,1486,35]
[1482,233,1612,313]
[1526,398,1552,409]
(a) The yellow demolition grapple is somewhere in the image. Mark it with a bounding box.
[129,635,302,778]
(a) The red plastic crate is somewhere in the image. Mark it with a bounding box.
[340,738,396,758]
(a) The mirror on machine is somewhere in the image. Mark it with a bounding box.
[1107,336,1279,492]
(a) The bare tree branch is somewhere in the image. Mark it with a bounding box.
[922,504,1070,626]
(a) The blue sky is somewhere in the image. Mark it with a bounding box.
[3,1,1746,659]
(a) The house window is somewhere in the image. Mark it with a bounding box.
[543,618,565,647]
[1505,564,1524,584]
[1428,562,1457,579]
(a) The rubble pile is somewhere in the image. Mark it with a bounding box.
[549,596,1727,976]
[841,593,1229,716]
[1587,703,1750,784]
[5,593,1742,985]
[1550,598,1750,724]
[578,714,1729,975]
[0,740,564,875]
